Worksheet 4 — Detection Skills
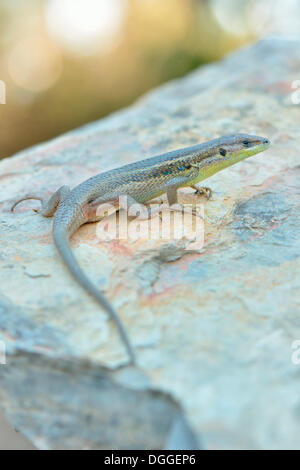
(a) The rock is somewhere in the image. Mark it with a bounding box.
[0,37,299,450]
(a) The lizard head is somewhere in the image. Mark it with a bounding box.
[216,133,270,163]
[192,133,270,178]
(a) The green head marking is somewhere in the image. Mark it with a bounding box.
[193,133,270,179]
[216,133,270,163]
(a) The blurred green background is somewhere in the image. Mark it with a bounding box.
[0,0,295,158]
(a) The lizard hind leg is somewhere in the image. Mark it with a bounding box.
[11,185,71,217]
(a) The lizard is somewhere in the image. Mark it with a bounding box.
[11,133,270,366]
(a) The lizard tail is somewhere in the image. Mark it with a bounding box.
[11,196,43,212]
[53,227,136,366]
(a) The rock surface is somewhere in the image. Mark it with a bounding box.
[0,37,299,450]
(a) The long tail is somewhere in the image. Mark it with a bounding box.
[53,227,136,365]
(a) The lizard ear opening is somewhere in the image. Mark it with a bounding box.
[219,148,227,156]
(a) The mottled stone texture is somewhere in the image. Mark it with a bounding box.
[0,38,299,450]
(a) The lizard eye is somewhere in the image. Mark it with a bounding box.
[242,140,250,147]
[219,148,227,156]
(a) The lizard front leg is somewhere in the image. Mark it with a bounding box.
[191,185,212,200]
[11,186,70,217]
[166,179,203,219]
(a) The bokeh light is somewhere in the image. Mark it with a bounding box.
[212,0,300,37]
[211,0,249,37]
[1,0,300,159]
[7,35,62,93]
[255,0,300,34]
[45,0,128,55]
